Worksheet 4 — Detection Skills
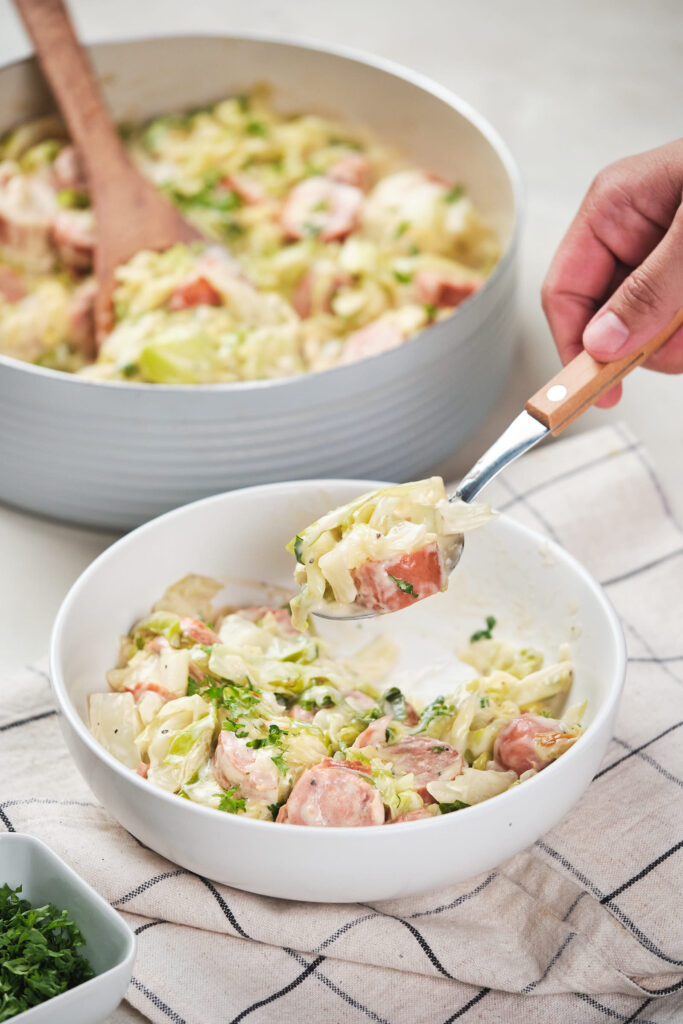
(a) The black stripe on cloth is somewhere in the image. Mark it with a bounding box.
[360,903,453,979]
[593,721,683,780]
[495,476,562,543]
[637,977,683,996]
[112,869,187,906]
[227,953,326,1024]
[0,806,15,832]
[611,738,682,788]
[520,931,575,994]
[409,871,497,919]
[601,546,683,587]
[196,875,250,939]
[314,912,377,953]
[538,840,683,966]
[26,664,52,685]
[0,710,57,732]
[134,919,167,936]
[601,841,683,904]
[629,655,683,663]
[441,987,491,1022]
[287,949,391,1024]
[622,618,683,688]
[496,440,639,511]
[563,890,588,920]
[0,797,97,811]
[130,977,188,1024]
[575,992,657,1024]
[623,998,653,1023]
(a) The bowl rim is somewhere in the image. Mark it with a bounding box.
[50,477,626,840]
[0,30,523,393]
[0,832,136,1021]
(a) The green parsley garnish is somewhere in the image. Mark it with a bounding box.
[0,883,94,1020]
[236,94,250,112]
[381,686,408,721]
[388,575,419,598]
[247,724,286,748]
[395,220,411,238]
[423,303,438,319]
[432,745,447,753]
[271,752,289,776]
[218,787,247,814]
[246,120,268,136]
[268,802,284,820]
[416,696,455,731]
[439,800,470,813]
[470,616,497,642]
[56,188,90,209]
[480,696,490,708]
[538,710,552,718]
[392,269,413,284]
[444,184,465,203]
[293,535,304,564]
[121,362,137,378]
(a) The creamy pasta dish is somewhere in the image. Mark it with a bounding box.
[89,574,585,827]
[0,91,499,382]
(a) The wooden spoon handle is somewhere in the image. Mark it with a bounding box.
[526,308,683,435]
[13,0,129,184]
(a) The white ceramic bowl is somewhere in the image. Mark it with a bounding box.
[0,34,521,530]
[50,479,626,903]
[0,833,135,1024]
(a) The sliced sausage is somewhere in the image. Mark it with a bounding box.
[354,714,393,748]
[280,176,362,242]
[221,173,266,206]
[389,807,435,824]
[179,617,221,645]
[136,761,149,778]
[213,730,281,803]
[168,276,222,311]
[277,757,383,827]
[373,736,463,799]
[125,680,176,703]
[342,689,377,712]
[51,208,95,272]
[328,155,372,192]
[414,269,479,309]
[494,713,577,775]
[340,319,404,365]
[352,542,446,613]
[288,704,316,724]
[0,265,26,303]
[237,606,299,634]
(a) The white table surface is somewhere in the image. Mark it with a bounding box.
[0,2,680,1020]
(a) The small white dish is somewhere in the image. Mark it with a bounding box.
[50,479,626,903]
[0,833,135,1024]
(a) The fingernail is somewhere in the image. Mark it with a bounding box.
[583,311,630,356]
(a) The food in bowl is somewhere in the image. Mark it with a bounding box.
[88,573,585,827]
[0,883,94,1020]
[0,90,499,382]
[288,477,493,627]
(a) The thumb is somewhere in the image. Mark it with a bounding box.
[582,205,683,374]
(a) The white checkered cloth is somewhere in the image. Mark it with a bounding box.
[1,424,681,1024]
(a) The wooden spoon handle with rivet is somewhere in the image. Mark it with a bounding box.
[14,0,201,340]
[526,308,683,435]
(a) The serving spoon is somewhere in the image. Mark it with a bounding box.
[315,308,683,621]
[14,0,202,343]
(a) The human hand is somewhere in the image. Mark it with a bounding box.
[541,139,683,407]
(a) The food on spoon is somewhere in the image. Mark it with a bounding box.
[89,576,585,827]
[0,91,498,380]
[287,477,493,627]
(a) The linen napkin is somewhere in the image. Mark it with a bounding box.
[1,424,681,1024]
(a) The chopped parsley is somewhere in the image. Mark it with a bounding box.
[293,535,304,564]
[271,752,289,776]
[268,802,284,820]
[439,800,469,813]
[246,120,268,136]
[423,303,438,319]
[381,686,408,721]
[416,696,455,731]
[470,616,497,642]
[444,184,465,203]
[395,220,411,238]
[388,574,419,598]
[218,787,247,814]
[247,724,286,748]
[392,269,413,284]
[121,362,138,378]
[480,696,490,708]
[0,883,94,1019]
[432,745,447,753]
[236,94,250,112]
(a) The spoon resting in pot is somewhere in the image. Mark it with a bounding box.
[14,0,202,344]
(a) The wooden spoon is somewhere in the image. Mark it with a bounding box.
[14,0,202,342]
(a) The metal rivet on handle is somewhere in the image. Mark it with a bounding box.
[547,384,567,402]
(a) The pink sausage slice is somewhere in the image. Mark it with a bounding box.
[354,714,393,748]
[280,177,362,242]
[213,731,281,803]
[340,319,404,365]
[494,713,576,775]
[277,758,384,827]
[414,269,479,309]
[0,265,26,303]
[352,543,446,613]
[374,736,463,799]
[179,617,221,645]
[328,155,372,192]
